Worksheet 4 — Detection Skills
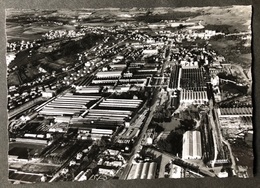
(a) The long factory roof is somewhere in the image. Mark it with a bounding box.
[182,131,202,160]
[219,107,252,116]
[128,162,157,180]
[39,94,102,116]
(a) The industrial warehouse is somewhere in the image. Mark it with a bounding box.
[32,92,145,141]
[127,162,157,180]
[182,131,202,160]
[179,90,208,104]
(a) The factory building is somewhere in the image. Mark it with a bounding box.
[66,97,143,139]
[180,61,199,69]
[107,86,130,93]
[42,89,56,98]
[70,108,133,130]
[170,164,184,178]
[9,170,43,183]
[118,78,148,87]
[127,162,157,180]
[129,62,146,68]
[95,71,122,78]
[211,74,220,87]
[218,107,252,117]
[75,86,101,94]
[218,107,253,130]
[136,68,158,73]
[74,169,92,181]
[71,114,129,128]
[179,68,206,90]
[142,49,159,57]
[109,64,127,69]
[48,122,68,133]
[86,109,133,118]
[148,23,166,29]
[54,116,71,123]
[182,131,202,160]
[98,98,142,109]
[39,93,101,116]
[92,79,118,84]
[98,167,116,176]
[180,89,208,104]
[118,128,140,141]
[169,65,180,89]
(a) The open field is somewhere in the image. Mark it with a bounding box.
[174,6,251,33]
[162,118,181,131]
[209,37,251,69]
[231,139,253,177]
[9,142,46,159]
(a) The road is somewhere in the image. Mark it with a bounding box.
[145,147,216,177]
[209,99,227,167]
[208,102,219,168]
[209,98,237,171]
[222,139,237,171]
[120,42,172,179]
[119,101,158,180]
[212,105,237,171]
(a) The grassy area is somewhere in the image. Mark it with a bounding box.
[204,24,232,33]
[161,118,181,131]
[221,83,248,95]
[231,139,253,177]
[7,72,21,86]
[175,6,251,33]
[209,37,251,69]
[9,142,46,159]
[9,142,46,152]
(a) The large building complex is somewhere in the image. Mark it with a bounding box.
[180,90,208,104]
[182,131,202,160]
[179,68,206,90]
[39,93,101,116]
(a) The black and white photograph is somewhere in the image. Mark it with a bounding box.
[6,5,253,184]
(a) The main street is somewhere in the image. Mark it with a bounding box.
[120,42,171,179]
[119,97,159,180]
